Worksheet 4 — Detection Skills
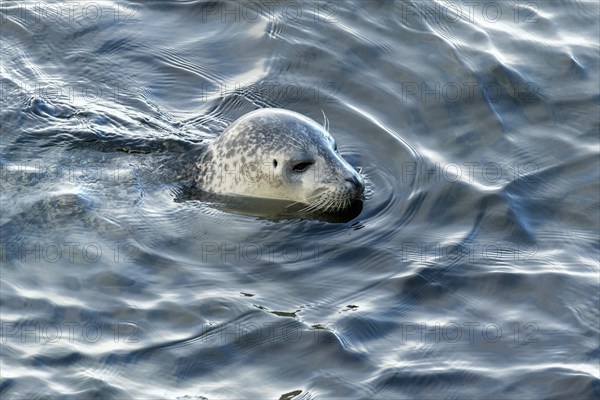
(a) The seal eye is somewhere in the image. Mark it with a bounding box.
[273,159,278,168]
[292,161,314,173]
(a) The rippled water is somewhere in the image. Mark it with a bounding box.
[1,1,599,399]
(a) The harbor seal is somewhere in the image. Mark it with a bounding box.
[196,108,365,213]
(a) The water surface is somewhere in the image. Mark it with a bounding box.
[1,1,599,399]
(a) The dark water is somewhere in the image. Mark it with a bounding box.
[1,1,599,398]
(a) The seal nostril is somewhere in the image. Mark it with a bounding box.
[345,176,359,189]
[344,175,365,193]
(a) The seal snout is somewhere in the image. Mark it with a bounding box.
[344,172,365,197]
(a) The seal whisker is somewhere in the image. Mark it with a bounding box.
[320,109,329,132]
[331,197,342,212]
[302,193,328,213]
[285,199,309,209]
[333,197,343,212]
[299,203,317,213]
[292,193,320,210]
[297,198,317,213]
[324,196,336,213]
[343,198,351,211]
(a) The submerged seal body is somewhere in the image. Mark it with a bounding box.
[196,108,364,212]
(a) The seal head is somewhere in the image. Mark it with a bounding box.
[196,109,364,213]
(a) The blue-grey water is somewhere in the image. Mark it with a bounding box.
[1,1,599,399]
